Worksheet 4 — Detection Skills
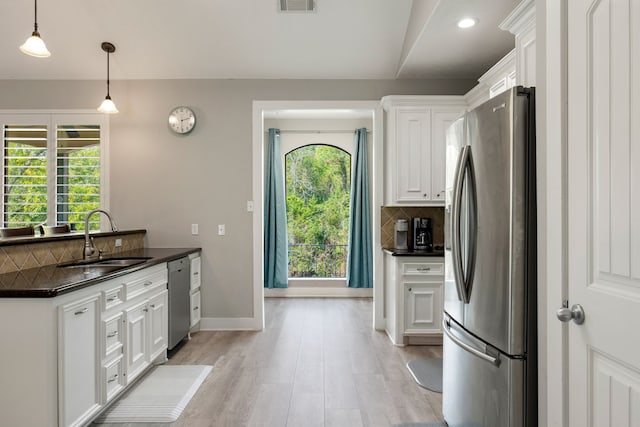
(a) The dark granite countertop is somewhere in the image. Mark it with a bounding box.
[382,247,445,257]
[0,247,200,298]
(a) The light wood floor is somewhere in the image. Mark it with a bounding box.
[97,298,444,427]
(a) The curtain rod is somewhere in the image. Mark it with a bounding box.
[266,129,370,134]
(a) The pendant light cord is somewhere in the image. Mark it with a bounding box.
[33,0,39,34]
[106,50,110,98]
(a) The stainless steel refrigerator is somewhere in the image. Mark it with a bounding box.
[442,86,537,427]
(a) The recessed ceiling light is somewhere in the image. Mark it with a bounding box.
[457,18,477,29]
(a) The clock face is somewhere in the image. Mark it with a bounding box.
[168,106,196,134]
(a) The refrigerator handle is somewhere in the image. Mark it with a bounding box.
[443,319,501,366]
[465,149,478,301]
[452,145,470,303]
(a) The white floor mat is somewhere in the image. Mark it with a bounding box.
[94,365,213,423]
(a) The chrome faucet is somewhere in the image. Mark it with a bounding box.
[84,209,118,259]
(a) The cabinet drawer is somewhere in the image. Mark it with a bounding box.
[190,256,201,291]
[103,313,124,358]
[124,267,168,301]
[402,262,444,276]
[190,290,201,328]
[103,354,125,403]
[103,285,124,311]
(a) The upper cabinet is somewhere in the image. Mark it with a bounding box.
[500,0,536,88]
[382,96,466,206]
[464,0,536,109]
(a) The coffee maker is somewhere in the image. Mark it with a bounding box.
[394,219,409,250]
[412,217,433,252]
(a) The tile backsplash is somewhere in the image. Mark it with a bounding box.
[381,206,445,249]
[0,232,146,274]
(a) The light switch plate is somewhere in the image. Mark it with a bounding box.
[247,201,254,212]
[114,238,122,247]
[218,224,225,235]
[191,224,199,235]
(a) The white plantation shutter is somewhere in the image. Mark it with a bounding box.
[2,124,48,227]
[56,125,101,230]
[1,113,107,231]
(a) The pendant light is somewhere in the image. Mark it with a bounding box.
[19,0,51,58]
[97,42,119,114]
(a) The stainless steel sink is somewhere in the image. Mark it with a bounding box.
[58,257,152,269]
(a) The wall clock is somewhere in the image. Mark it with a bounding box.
[168,106,196,134]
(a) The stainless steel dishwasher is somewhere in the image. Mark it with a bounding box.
[168,257,190,350]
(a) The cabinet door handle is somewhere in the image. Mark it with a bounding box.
[417,267,431,272]
[108,374,118,383]
[143,307,149,312]
[143,281,153,287]
[193,306,199,311]
[74,308,89,315]
[107,331,118,338]
[107,296,117,302]
[150,304,156,309]
[193,271,199,276]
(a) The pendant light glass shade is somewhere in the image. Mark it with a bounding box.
[98,96,119,114]
[20,33,51,58]
[20,0,50,58]
[97,42,118,114]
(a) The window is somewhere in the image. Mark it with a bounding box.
[1,113,107,231]
[285,144,351,278]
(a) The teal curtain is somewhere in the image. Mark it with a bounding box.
[264,128,289,288]
[346,128,373,288]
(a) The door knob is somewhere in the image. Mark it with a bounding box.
[556,304,585,325]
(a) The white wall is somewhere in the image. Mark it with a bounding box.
[0,78,473,320]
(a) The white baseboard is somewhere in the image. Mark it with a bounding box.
[264,287,373,298]
[199,317,260,331]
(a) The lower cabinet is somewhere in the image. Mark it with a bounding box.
[190,290,201,327]
[384,253,444,345]
[148,289,169,362]
[124,300,150,383]
[404,281,443,333]
[57,263,169,426]
[59,294,101,427]
[0,260,178,426]
[189,253,202,330]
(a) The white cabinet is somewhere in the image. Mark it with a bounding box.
[58,294,101,427]
[465,0,536,110]
[148,289,169,362]
[382,96,466,206]
[101,311,125,403]
[122,264,169,384]
[0,261,172,426]
[500,0,536,87]
[404,282,443,334]
[189,253,202,329]
[190,290,201,327]
[124,300,149,383]
[384,253,444,345]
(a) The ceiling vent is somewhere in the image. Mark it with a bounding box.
[279,0,316,12]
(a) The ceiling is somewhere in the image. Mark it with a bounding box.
[0,0,519,81]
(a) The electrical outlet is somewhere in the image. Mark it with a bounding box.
[218,224,225,235]
[114,238,122,247]
[191,224,199,235]
[247,201,254,212]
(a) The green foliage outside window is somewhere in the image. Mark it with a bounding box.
[3,124,101,230]
[285,144,351,278]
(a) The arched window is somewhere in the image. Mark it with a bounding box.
[285,144,351,278]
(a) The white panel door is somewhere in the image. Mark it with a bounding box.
[431,110,463,202]
[396,109,430,202]
[567,1,640,425]
[148,289,168,362]
[125,301,149,383]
